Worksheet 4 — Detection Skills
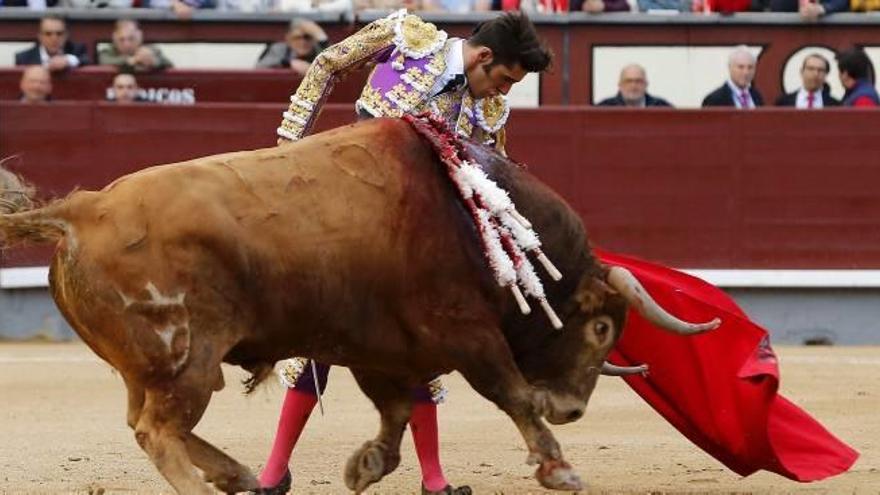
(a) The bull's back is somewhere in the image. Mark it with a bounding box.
[82,119,433,269]
[51,118,497,373]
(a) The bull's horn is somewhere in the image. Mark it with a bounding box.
[601,362,649,376]
[606,266,721,335]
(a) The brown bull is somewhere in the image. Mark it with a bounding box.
[0,118,717,494]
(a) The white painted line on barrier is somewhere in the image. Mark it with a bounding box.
[780,355,880,366]
[0,266,50,289]
[4,266,880,289]
[683,269,880,288]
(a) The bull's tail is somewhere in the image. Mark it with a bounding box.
[0,159,66,246]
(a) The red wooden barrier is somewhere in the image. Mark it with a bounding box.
[0,67,367,103]
[2,102,879,269]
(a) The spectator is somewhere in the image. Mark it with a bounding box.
[65,0,135,7]
[98,20,173,73]
[109,73,143,103]
[837,48,879,107]
[598,64,672,107]
[14,16,89,72]
[498,0,568,11]
[850,0,880,11]
[256,19,328,75]
[571,0,631,11]
[19,65,52,103]
[141,0,217,20]
[702,46,764,108]
[352,0,419,8]
[220,0,351,10]
[2,0,60,6]
[753,0,849,21]
[422,0,491,11]
[775,54,839,108]
[693,0,750,12]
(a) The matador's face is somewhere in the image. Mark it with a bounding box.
[465,47,527,99]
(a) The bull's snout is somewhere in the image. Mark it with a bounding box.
[541,392,587,425]
[546,405,585,425]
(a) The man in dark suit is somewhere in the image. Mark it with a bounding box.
[597,64,673,107]
[15,16,89,72]
[702,45,764,108]
[775,54,840,108]
[837,47,880,107]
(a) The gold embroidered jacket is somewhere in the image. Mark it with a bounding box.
[277,10,509,152]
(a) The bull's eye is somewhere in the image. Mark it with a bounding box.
[586,315,615,343]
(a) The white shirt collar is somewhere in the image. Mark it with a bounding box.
[430,38,466,98]
[796,87,824,109]
[447,38,465,77]
[727,80,753,108]
[39,46,50,65]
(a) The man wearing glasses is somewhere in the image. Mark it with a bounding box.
[15,16,90,72]
[776,53,840,108]
[256,18,329,76]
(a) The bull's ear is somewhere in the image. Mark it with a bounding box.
[573,274,614,314]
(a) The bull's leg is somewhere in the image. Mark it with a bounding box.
[185,433,258,494]
[133,387,214,495]
[124,376,145,430]
[456,331,583,491]
[344,369,413,493]
[184,363,258,494]
[125,363,257,494]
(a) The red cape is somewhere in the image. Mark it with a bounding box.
[597,249,858,482]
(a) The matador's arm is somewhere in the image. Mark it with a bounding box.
[276,14,398,143]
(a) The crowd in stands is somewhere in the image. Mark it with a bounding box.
[6,13,880,107]
[598,45,878,107]
[8,15,173,101]
[2,0,880,14]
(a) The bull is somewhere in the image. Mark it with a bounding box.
[0,118,718,494]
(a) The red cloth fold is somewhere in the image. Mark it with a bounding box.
[596,249,859,482]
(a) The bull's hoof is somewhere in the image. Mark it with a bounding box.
[248,469,290,495]
[206,466,260,494]
[535,459,583,491]
[344,440,393,493]
[422,483,473,495]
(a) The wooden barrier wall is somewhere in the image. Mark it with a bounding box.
[2,102,880,269]
[0,67,367,103]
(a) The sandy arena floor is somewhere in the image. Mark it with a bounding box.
[0,343,877,494]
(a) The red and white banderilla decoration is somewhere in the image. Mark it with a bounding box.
[404,113,564,329]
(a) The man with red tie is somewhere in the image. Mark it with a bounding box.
[775,53,840,109]
[701,45,765,108]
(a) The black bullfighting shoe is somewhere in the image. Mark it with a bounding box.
[422,483,473,495]
[252,469,291,495]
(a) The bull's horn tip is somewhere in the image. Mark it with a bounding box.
[701,317,722,331]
